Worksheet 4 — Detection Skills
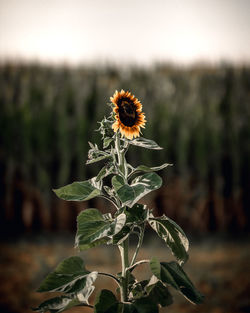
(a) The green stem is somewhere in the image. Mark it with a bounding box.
[115,132,130,302]
[119,239,129,302]
[130,224,145,266]
[115,133,127,178]
[98,272,120,286]
[126,259,150,272]
[100,195,119,210]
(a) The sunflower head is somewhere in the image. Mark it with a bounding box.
[110,90,146,140]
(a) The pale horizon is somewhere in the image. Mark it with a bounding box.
[1,0,250,66]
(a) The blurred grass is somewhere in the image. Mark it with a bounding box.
[0,236,249,313]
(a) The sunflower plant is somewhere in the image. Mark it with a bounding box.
[34,90,203,313]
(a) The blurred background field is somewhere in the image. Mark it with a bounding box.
[0,63,250,313]
[1,0,250,312]
[1,63,250,234]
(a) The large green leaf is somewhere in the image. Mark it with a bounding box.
[148,214,189,264]
[111,225,131,245]
[53,178,102,201]
[128,137,163,150]
[94,289,119,313]
[112,204,148,244]
[75,209,126,250]
[129,277,172,309]
[150,257,204,304]
[125,203,149,224]
[145,277,173,307]
[37,256,97,296]
[33,295,86,313]
[93,289,157,313]
[129,163,172,179]
[112,172,162,208]
[132,298,159,313]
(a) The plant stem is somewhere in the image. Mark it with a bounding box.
[119,239,129,302]
[100,195,119,210]
[98,272,120,286]
[126,259,150,272]
[130,224,145,266]
[115,133,127,178]
[115,132,130,302]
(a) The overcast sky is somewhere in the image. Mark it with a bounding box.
[0,0,250,65]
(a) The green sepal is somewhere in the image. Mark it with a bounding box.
[37,256,97,296]
[32,295,86,313]
[148,214,189,265]
[112,172,162,208]
[75,209,126,250]
[53,178,102,201]
[150,257,204,304]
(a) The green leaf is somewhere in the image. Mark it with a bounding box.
[53,178,102,201]
[125,203,149,224]
[103,137,113,149]
[111,225,131,244]
[132,297,159,313]
[37,256,97,296]
[86,154,112,165]
[145,277,173,307]
[112,204,148,244]
[129,163,172,178]
[96,164,114,182]
[150,258,204,304]
[94,289,119,313]
[33,295,85,313]
[128,137,163,150]
[76,209,126,250]
[112,172,162,208]
[130,280,149,299]
[148,214,189,264]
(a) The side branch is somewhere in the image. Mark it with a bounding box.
[126,259,150,272]
[98,272,120,286]
[100,195,119,210]
[130,225,145,266]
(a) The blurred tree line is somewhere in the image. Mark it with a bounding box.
[0,63,249,235]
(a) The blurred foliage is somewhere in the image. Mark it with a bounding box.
[0,62,250,234]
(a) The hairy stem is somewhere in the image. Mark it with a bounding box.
[115,132,130,302]
[98,272,120,286]
[119,239,129,302]
[126,259,150,272]
[115,133,127,178]
[130,225,145,266]
[100,195,119,210]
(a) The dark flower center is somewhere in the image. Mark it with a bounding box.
[118,100,137,127]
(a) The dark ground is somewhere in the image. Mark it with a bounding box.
[0,233,249,313]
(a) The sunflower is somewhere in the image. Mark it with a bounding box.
[110,90,146,139]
